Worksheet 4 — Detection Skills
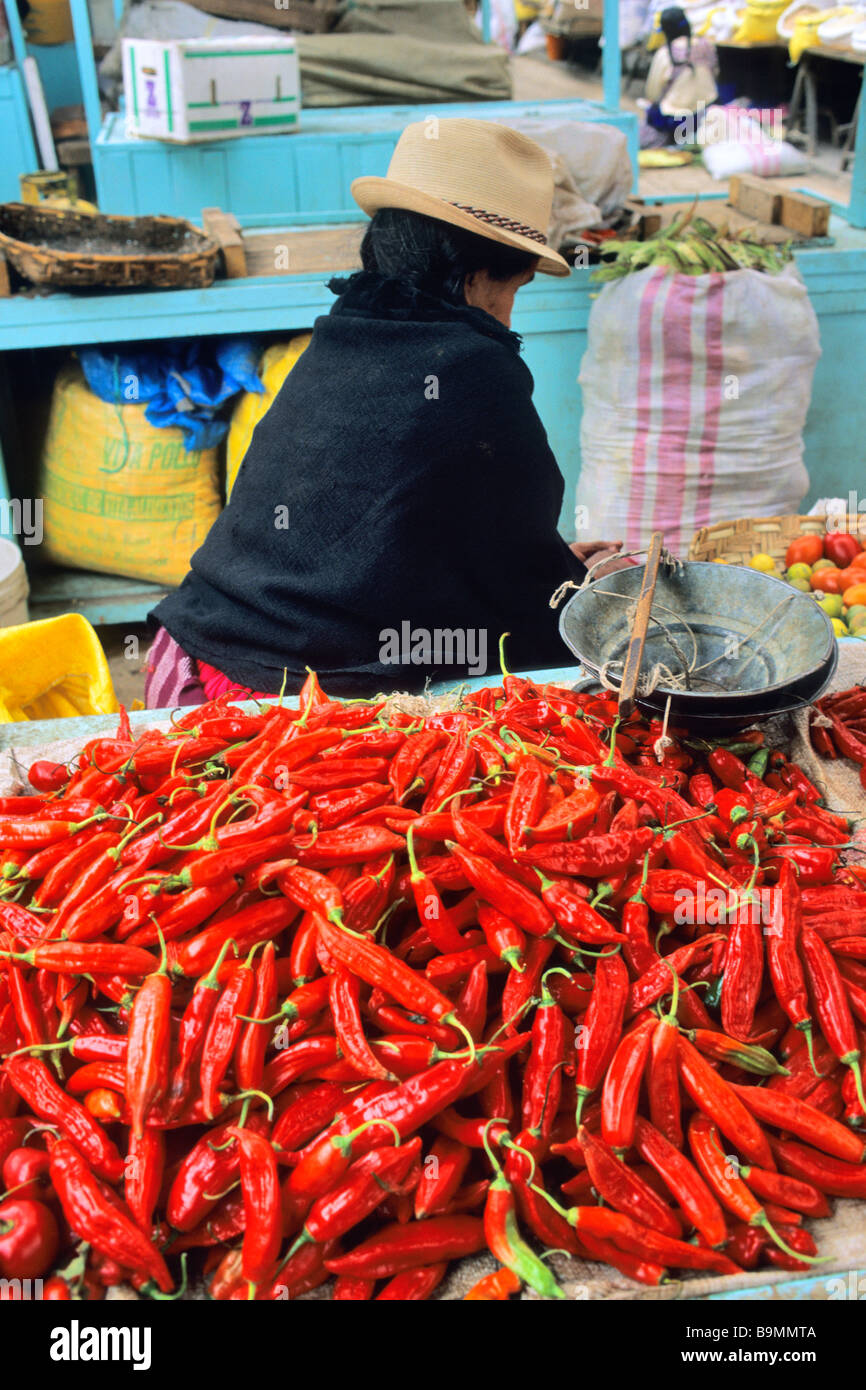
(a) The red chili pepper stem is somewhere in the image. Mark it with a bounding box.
[139,1253,190,1302]
[482,1119,566,1300]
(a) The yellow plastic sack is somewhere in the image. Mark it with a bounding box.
[38,362,221,587]
[0,614,118,723]
[734,0,788,43]
[226,336,311,497]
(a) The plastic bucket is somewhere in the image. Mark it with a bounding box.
[0,539,30,628]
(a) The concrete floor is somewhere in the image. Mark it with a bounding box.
[103,625,150,710]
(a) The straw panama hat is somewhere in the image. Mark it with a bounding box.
[351,118,571,277]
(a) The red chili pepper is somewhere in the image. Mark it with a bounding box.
[236,941,277,1095]
[731,1082,864,1163]
[4,1054,123,1182]
[228,1125,282,1292]
[49,1138,172,1291]
[300,1139,421,1250]
[522,827,655,879]
[414,1136,471,1219]
[677,1035,776,1170]
[125,950,171,1139]
[801,927,866,1114]
[770,1135,866,1197]
[125,1127,165,1234]
[575,952,629,1123]
[316,915,460,1029]
[601,1014,656,1154]
[736,1162,830,1219]
[633,1116,727,1247]
[199,949,258,1119]
[445,841,553,937]
[475,906,524,975]
[324,1214,485,1279]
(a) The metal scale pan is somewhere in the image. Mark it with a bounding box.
[559,561,838,731]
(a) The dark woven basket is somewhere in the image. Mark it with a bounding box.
[0,203,219,290]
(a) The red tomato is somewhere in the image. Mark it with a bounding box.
[785,534,824,567]
[836,565,866,591]
[1,1148,50,1203]
[0,1198,59,1280]
[824,532,863,568]
[810,569,845,594]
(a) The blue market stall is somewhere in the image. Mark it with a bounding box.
[0,0,864,619]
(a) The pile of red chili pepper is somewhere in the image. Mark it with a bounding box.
[810,685,866,789]
[1,668,865,1302]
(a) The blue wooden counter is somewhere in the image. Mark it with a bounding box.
[1,216,863,612]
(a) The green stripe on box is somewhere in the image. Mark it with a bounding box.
[188,120,241,131]
[252,114,298,126]
[130,46,139,121]
[163,50,173,133]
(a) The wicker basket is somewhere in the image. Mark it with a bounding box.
[0,204,219,290]
[689,514,866,569]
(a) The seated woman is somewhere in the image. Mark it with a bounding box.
[146,118,616,706]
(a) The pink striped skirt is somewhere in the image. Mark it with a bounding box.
[144,626,276,709]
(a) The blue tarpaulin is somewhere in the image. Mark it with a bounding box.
[78,339,265,451]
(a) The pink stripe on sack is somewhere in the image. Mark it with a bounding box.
[693,273,726,531]
[627,269,669,544]
[653,273,698,543]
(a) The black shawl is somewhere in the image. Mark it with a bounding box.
[152,271,583,694]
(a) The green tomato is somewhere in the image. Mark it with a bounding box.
[850,612,866,634]
[786,562,813,582]
[811,558,836,573]
[815,592,844,619]
[847,604,866,626]
[788,578,812,592]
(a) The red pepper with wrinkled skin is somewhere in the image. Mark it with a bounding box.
[445,841,553,938]
[300,1139,421,1248]
[575,952,629,1124]
[535,872,625,946]
[49,1138,172,1292]
[521,971,568,1139]
[720,910,764,1044]
[579,1125,682,1239]
[522,827,655,879]
[125,954,171,1139]
[601,1014,656,1154]
[477,905,525,972]
[125,1127,164,1234]
[229,1125,282,1292]
[634,1117,727,1247]
[4,1054,123,1183]
[731,1082,865,1163]
[324,1215,485,1279]
[199,952,257,1120]
[801,928,866,1114]
[677,1035,776,1170]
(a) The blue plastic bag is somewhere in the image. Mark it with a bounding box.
[78,338,264,451]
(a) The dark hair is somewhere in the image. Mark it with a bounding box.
[360,207,537,305]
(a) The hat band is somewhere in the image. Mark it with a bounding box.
[448,201,548,246]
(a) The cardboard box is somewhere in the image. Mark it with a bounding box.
[122,36,300,144]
